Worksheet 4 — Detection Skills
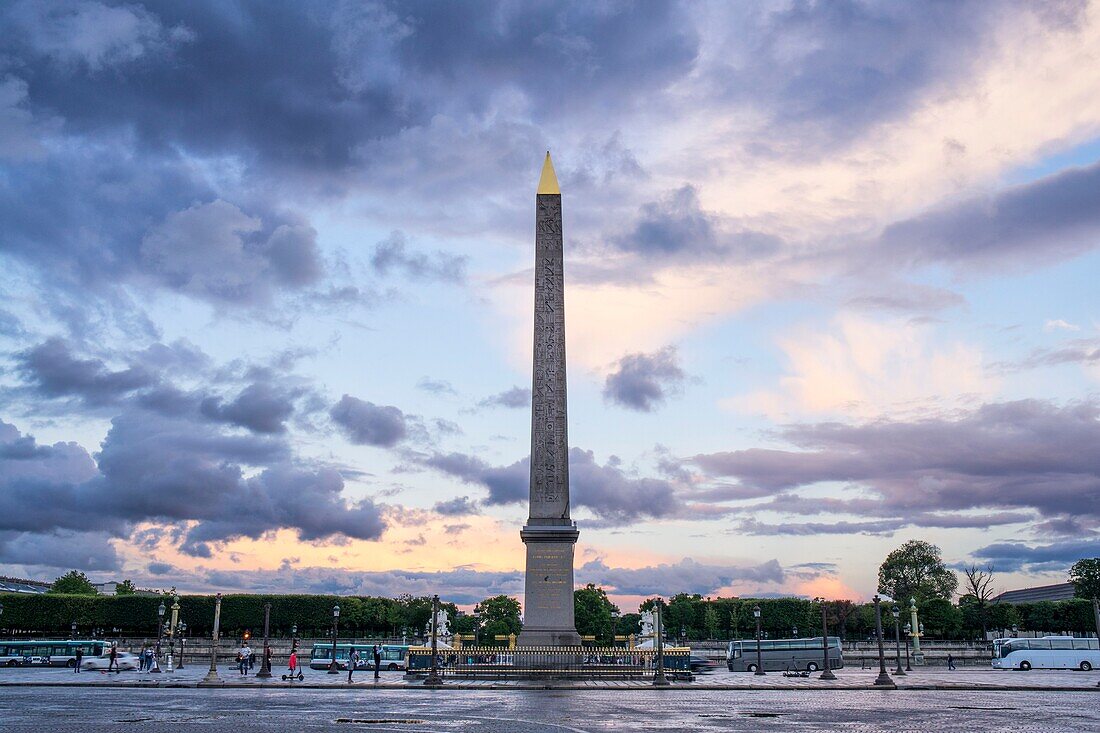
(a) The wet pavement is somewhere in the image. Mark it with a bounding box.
[3,664,1098,690]
[0,684,1098,731]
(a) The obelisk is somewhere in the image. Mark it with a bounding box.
[517,152,582,647]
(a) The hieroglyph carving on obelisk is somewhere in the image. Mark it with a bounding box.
[517,152,582,646]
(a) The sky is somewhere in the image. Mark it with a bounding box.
[1,0,1099,612]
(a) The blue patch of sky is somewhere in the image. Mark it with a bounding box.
[1003,135,1100,186]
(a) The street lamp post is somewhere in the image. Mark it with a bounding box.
[200,593,223,686]
[327,604,340,674]
[653,600,670,687]
[903,623,912,671]
[424,595,443,687]
[150,601,166,673]
[71,621,77,640]
[872,596,894,687]
[167,595,180,671]
[891,605,906,676]
[177,621,186,669]
[908,598,924,665]
[819,603,836,680]
[610,609,620,648]
[257,602,273,678]
[753,605,765,675]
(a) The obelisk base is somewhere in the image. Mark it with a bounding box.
[517,524,581,647]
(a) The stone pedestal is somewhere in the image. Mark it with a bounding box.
[517,524,581,647]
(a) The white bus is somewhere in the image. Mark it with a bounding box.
[992,636,1100,671]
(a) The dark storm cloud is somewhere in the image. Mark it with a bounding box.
[371,231,467,285]
[15,337,155,405]
[1,1,698,176]
[707,1,1082,152]
[0,530,120,572]
[432,496,480,517]
[477,386,531,409]
[174,565,526,605]
[330,395,409,447]
[577,557,784,597]
[879,159,1100,269]
[421,447,681,525]
[602,346,686,412]
[693,399,1100,530]
[422,452,528,506]
[0,411,386,562]
[611,186,781,262]
[200,382,298,434]
[970,536,1100,573]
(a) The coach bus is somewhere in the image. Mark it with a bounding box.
[727,636,844,673]
[992,636,1100,671]
[309,643,410,671]
[0,640,108,668]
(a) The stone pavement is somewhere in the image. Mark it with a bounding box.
[3,665,1098,691]
[2,685,1099,732]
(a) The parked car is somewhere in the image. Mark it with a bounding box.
[81,652,139,671]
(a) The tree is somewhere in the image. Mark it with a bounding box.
[961,563,996,639]
[573,584,618,643]
[475,595,522,644]
[1069,558,1100,599]
[49,570,97,595]
[920,598,962,638]
[115,579,137,596]
[878,540,958,604]
[703,605,719,640]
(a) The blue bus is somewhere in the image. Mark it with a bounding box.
[0,640,109,668]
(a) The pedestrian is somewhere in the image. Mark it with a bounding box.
[237,643,249,676]
[347,646,359,683]
[109,643,121,674]
[137,645,146,671]
[947,653,956,670]
[145,646,154,671]
[74,646,83,673]
[287,648,298,680]
[373,644,381,679]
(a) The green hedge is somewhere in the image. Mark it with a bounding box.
[0,593,442,638]
[1,592,1095,640]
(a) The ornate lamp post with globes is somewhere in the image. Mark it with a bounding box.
[909,597,924,665]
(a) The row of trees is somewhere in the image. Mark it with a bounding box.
[4,587,1093,642]
[5,551,1095,643]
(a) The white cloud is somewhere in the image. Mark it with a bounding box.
[728,313,998,419]
[1044,319,1081,332]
